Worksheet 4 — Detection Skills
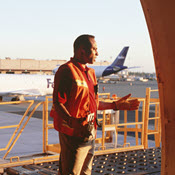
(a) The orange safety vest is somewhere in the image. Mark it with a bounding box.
[50,61,99,137]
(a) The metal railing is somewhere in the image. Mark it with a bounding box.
[0,100,35,159]
[0,87,161,169]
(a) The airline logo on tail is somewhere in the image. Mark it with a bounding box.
[102,46,129,77]
[118,56,125,59]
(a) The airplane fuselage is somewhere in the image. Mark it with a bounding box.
[0,47,129,98]
[0,74,54,96]
[0,65,125,98]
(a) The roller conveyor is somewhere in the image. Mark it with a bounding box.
[5,147,161,175]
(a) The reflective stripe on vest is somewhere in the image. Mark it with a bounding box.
[75,79,88,88]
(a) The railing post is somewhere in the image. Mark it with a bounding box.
[43,100,46,153]
[144,87,151,149]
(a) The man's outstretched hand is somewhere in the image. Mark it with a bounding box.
[114,94,140,111]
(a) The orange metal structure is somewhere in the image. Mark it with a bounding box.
[0,89,160,172]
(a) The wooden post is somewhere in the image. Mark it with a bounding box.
[140,0,175,174]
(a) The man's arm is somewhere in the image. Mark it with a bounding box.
[53,65,84,127]
[98,101,115,110]
[55,102,72,121]
[98,94,140,111]
[53,65,72,121]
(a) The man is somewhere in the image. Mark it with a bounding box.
[50,34,140,175]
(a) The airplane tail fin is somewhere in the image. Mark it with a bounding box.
[110,47,129,67]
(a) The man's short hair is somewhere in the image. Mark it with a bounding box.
[73,34,95,53]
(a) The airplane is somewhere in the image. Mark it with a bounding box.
[0,47,129,101]
[0,74,54,101]
[53,46,129,78]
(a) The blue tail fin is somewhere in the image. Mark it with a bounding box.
[102,47,129,77]
[110,47,129,67]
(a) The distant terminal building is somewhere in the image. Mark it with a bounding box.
[0,57,110,75]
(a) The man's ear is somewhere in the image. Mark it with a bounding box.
[80,47,85,56]
[80,46,85,52]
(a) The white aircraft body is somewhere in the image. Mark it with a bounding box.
[0,47,129,100]
[0,74,54,100]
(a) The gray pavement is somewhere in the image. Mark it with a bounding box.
[0,111,58,159]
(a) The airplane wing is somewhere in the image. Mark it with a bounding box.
[0,89,44,97]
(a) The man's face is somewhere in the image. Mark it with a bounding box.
[83,38,98,64]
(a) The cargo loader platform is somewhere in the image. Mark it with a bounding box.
[4,147,161,175]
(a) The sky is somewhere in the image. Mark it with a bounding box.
[0,0,155,73]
